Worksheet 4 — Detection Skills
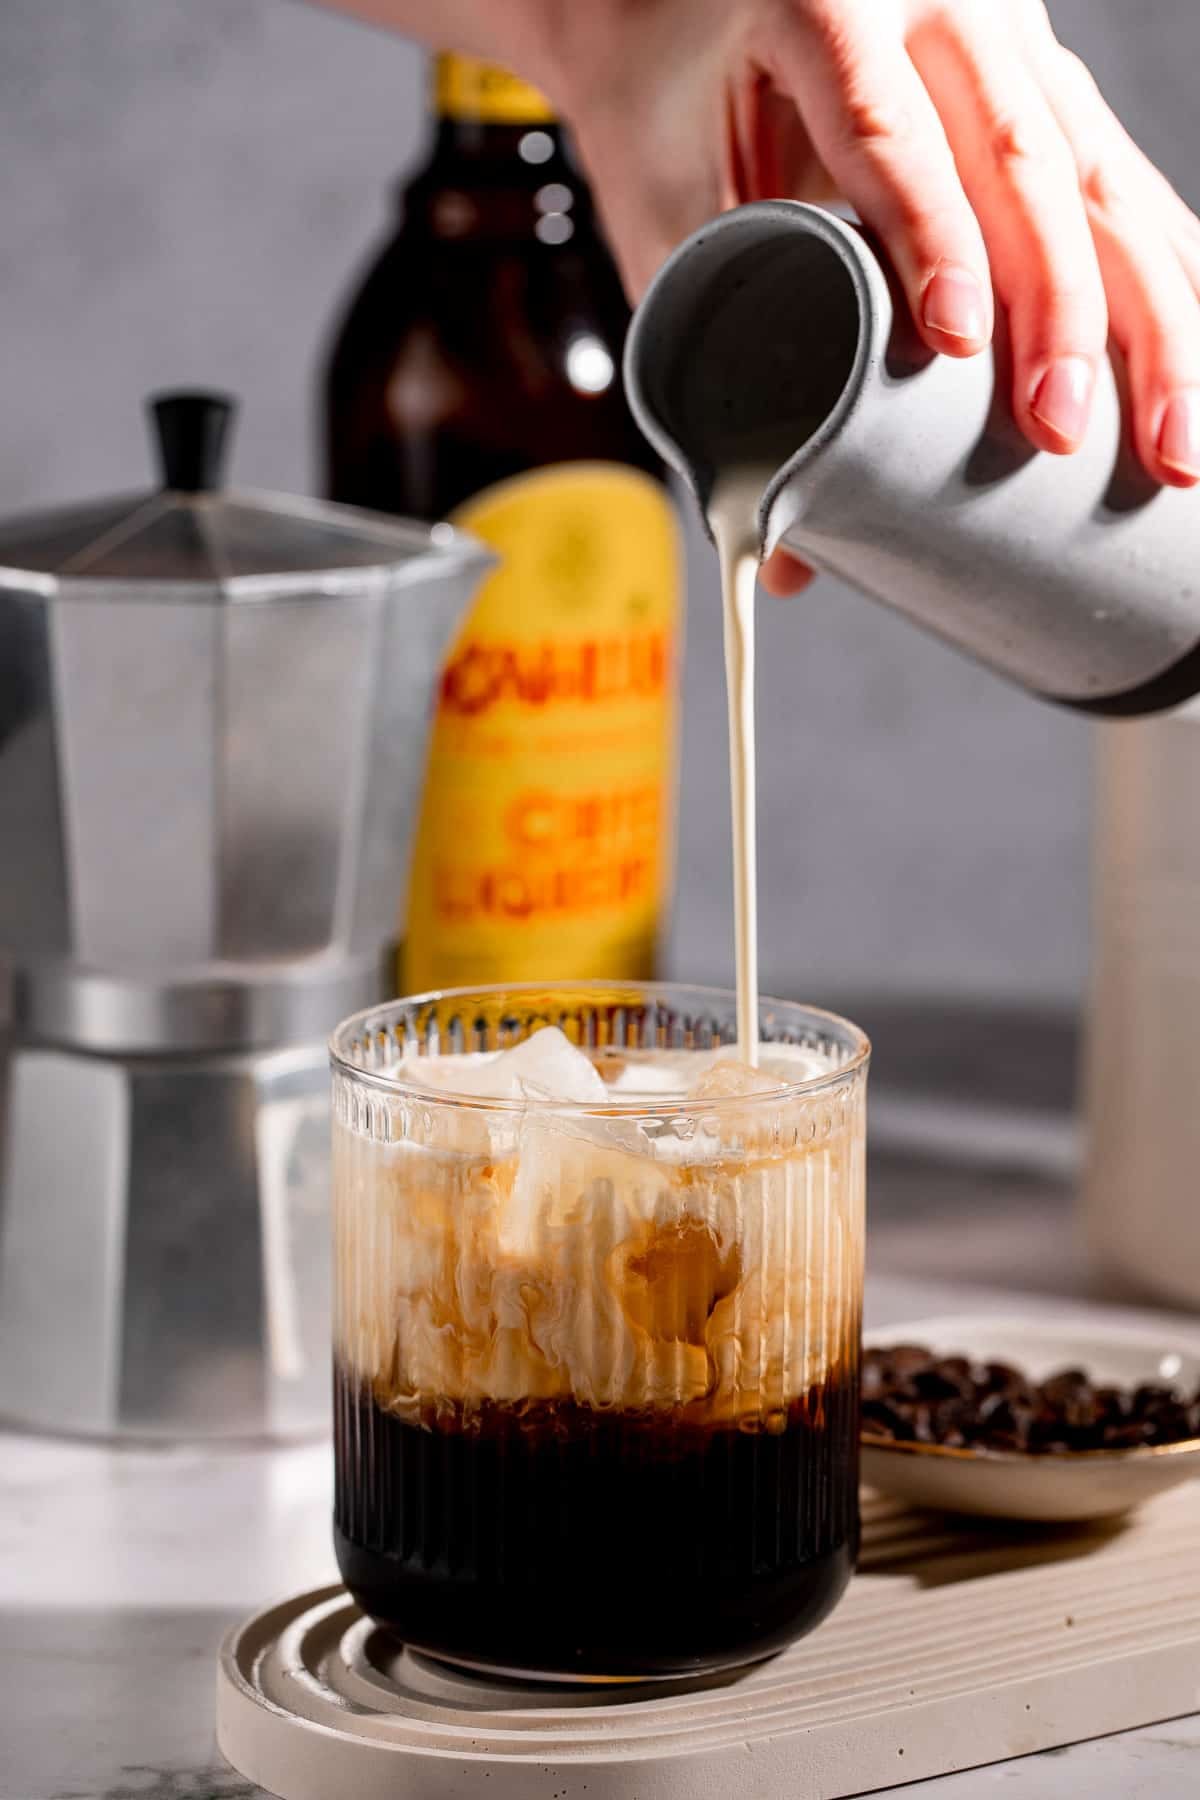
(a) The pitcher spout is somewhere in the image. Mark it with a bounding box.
[624,201,889,556]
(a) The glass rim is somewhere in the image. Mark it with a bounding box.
[329,980,871,1116]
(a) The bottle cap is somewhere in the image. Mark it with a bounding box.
[433,52,554,125]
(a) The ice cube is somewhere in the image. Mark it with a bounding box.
[497,1108,667,1258]
[682,1056,793,1163]
[501,1027,609,1103]
[400,1028,607,1105]
[687,1059,789,1102]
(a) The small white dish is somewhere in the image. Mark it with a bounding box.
[861,1315,1200,1522]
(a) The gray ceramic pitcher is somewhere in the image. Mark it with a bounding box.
[624,200,1200,715]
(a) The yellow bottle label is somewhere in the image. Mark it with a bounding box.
[433,53,555,125]
[402,463,682,991]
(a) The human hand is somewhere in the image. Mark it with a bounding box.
[316,0,1200,590]
[527,0,1200,591]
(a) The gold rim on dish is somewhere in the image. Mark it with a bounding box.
[860,1430,1200,1465]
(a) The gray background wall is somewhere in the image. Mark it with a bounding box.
[3,0,1196,1008]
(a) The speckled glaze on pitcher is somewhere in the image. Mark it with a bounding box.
[625,200,1200,715]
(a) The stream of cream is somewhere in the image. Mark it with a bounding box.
[708,467,773,1066]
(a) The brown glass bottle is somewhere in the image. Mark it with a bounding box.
[324,61,663,516]
[323,56,683,991]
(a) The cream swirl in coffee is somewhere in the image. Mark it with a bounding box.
[334,1035,862,1428]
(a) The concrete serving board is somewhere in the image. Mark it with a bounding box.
[217,1482,1200,1799]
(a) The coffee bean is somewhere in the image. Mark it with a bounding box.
[862,1398,916,1442]
[980,1360,1030,1401]
[1108,1420,1154,1449]
[912,1366,970,1401]
[1133,1384,1178,1413]
[861,1344,1200,1455]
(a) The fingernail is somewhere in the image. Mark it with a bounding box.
[1158,390,1200,478]
[1030,356,1095,446]
[922,266,988,343]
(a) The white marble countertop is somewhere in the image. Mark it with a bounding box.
[3,1265,1198,1800]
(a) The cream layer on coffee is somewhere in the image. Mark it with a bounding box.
[333,1037,864,1428]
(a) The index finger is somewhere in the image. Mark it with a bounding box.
[760,547,815,596]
